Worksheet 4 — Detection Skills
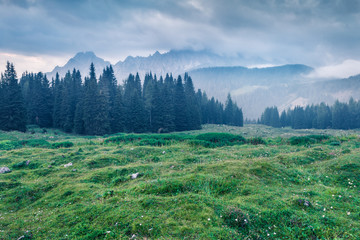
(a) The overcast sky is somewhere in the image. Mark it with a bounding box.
[1,0,360,77]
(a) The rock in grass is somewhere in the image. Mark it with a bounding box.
[64,162,73,168]
[131,172,139,179]
[0,167,11,174]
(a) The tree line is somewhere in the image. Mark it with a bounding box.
[260,99,360,129]
[0,62,243,135]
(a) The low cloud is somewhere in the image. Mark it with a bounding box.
[308,59,360,79]
[1,0,360,73]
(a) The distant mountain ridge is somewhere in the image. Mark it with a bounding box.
[48,51,111,79]
[46,50,360,119]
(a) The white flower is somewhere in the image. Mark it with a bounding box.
[339,195,342,198]
[208,218,211,221]
[347,212,351,215]
[323,208,326,211]
[235,219,238,221]
[322,215,325,218]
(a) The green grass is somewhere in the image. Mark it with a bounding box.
[0,124,359,239]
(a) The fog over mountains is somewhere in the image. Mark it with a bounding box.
[47,50,360,119]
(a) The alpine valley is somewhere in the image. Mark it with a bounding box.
[47,50,360,119]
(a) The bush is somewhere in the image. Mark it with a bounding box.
[20,139,50,148]
[136,139,170,146]
[187,139,215,148]
[247,137,266,145]
[289,135,330,145]
[195,133,245,147]
[52,141,74,148]
[104,134,192,144]
[0,140,22,150]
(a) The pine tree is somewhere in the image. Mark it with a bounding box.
[82,63,99,135]
[0,62,26,132]
[174,75,188,131]
[280,110,287,127]
[184,74,201,130]
[224,94,234,125]
[52,73,63,128]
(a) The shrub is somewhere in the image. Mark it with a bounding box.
[0,140,22,150]
[136,139,169,146]
[247,137,266,145]
[20,139,51,148]
[187,139,215,148]
[289,135,330,145]
[52,141,74,148]
[195,133,245,147]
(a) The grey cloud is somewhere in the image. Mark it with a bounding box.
[1,0,360,66]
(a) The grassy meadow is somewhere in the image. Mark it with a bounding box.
[0,124,359,239]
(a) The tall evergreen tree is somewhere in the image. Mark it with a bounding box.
[174,75,188,131]
[0,62,26,132]
[184,74,201,130]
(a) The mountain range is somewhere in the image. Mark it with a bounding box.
[46,50,360,119]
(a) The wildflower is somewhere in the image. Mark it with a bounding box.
[339,195,342,198]
[235,219,238,221]
[106,231,111,234]
[139,223,142,226]
[322,215,325,218]
[208,218,211,221]
[323,208,326,211]
[330,206,333,209]
[347,212,351,215]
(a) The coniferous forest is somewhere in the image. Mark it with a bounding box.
[0,62,243,135]
[260,100,360,130]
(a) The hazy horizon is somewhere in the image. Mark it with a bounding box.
[1,0,360,78]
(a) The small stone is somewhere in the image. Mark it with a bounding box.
[0,167,11,174]
[131,172,139,179]
[64,162,73,168]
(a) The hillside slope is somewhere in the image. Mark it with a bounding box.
[0,125,359,239]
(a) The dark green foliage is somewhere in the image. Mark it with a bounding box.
[261,99,360,130]
[174,76,189,131]
[0,62,26,132]
[260,106,280,127]
[0,140,22,150]
[2,62,243,135]
[195,133,246,146]
[20,139,51,148]
[247,137,266,145]
[224,94,243,127]
[289,135,330,145]
[52,141,74,148]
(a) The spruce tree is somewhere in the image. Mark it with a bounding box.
[0,62,26,132]
[184,74,201,130]
[82,63,99,135]
[174,75,188,131]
